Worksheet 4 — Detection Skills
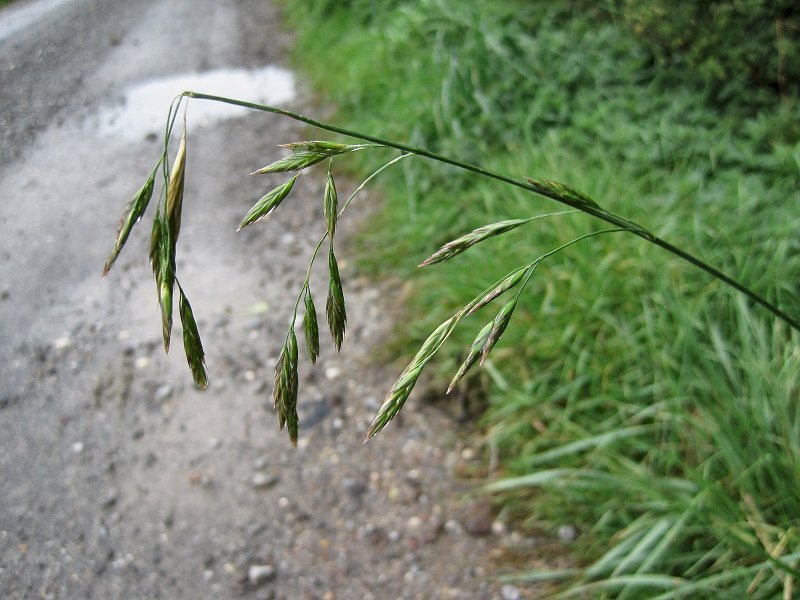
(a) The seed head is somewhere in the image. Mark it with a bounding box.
[326,244,347,351]
[238,175,298,230]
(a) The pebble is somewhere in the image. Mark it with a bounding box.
[491,520,507,535]
[342,478,367,498]
[71,441,84,454]
[444,519,463,536]
[362,523,386,546]
[134,356,151,369]
[248,564,276,586]
[558,524,578,542]
[251,473,279,490]
[101,489,119,509]
[53,336,71,350]
[501,584,522,600]
[324,366,341,380]
[462,501,493,536]
[154,384,172,401]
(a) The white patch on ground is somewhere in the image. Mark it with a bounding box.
[0,0,76,42]
[94,66,296,140]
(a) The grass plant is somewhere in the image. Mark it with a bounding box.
[104,0,800,596]
[281,1,800,596]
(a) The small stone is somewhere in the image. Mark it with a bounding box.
[558,524,579,542]
[362,523,386,546]
[342,478,367,498]
[71,441,84,454]
[491,520,507,535]
[254,457,268,470]
[134,356,151,369]
[462,501,493,536]
[251,473,279,490]
[102,489,119,509]
[154,385,172,401]
[248,564,276,586]
[53,336,71,350]
[501,584,521,600]
[406,469,422,484]
[324,366,341,380]
[444,519,463,536]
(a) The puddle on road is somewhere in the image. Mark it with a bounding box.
[95,66,296,140]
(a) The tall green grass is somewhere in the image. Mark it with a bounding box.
[286,0,800,596]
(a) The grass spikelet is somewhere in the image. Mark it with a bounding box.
[527,177,600,209]
[273,329,299,445]
[251,141,372,174]
[149,212,164,282]
[282,141,371,155]
[178,284,208,389]
[366,316,459,440]
[324,164,338,239]
[480,296,517,364]
[420,218,530,267]
[159,274,174,353]
[447,321,493,393]
[326,244,347,351]
[150,213,175,353]
[103,167,158,276]
[237,175,298,230]
[303,286,320,363]
[166,132,187,245]
[466,266,527,315]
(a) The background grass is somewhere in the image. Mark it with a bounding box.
[285,1,800,596]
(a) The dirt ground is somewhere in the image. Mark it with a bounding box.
[0,1,551,598]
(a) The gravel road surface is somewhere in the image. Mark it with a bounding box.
[0,1,535,598]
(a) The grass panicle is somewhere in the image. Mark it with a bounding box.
[303,285,320,363]
[325,243,347,351]
[178,284,208,389]
[237,175,298,230]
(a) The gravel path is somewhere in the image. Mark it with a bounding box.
[0,1,537,598]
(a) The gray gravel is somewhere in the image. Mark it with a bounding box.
[0,0,547,598]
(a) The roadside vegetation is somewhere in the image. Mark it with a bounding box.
[284,1,800,597]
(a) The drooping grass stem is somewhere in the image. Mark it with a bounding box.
[182,91,799,332]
